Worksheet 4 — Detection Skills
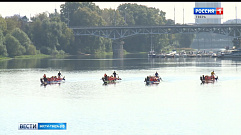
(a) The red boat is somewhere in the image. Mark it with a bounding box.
[40,76,65,85]
[102,75,122,84]
[200,75,218,83]
[144,75,162,85]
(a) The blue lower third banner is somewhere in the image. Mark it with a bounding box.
[18,123,67,130]
[38,123,66,130]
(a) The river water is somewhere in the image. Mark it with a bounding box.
[1,54,241,135]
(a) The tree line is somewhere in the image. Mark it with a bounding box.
[0,2,194,57]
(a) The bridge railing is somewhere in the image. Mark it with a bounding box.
[69,24,241,40]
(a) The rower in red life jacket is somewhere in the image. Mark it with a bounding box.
[104,73,108,81]
[43,74,47,82]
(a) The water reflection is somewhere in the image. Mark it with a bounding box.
[102,82,117,86]
[0,54,241,71]
[145,83,160,86]
[0,58,43,69]
[40,82,62,88]
[200,81,216,85]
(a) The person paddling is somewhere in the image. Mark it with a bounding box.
[43,74,47,82]
[155,71,159,77]
[211,71,216,80]
[104,73,108,81]
[113,71,117,78]
[58,71,61,78]
[211,71,215,76]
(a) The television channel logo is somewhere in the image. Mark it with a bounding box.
[194,8,223,15]
[18,123,38,130]
[18,123,67,130]
[194,7,223,19]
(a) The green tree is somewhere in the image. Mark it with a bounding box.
[31,12,48,22]
[10,28,38,55]
[0,30,8,56]
[101,8,126,26]
[5,15,22,33]
[60,2,102,26]
[0,15,7,34]
[30,18,43,49]
[117,3,166,26]
[71,7,105,26]
[59,24,75,53]
[116,3,172,53]
[60,2,112,54]
[0,44,8,56]
[117,4,136,26]
[11,28,31,49]
[26,44,37,55]
[5,34,25,56]
[30,12,75,55]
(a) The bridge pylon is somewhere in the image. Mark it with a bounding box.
[112,40,124,58]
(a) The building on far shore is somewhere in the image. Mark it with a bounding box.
[191,2,233,51]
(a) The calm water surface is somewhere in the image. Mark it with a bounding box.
[1,54,241,135]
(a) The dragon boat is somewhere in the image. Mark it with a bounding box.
[40,76,65,85]
[200,75,218,84]
[101,75,122,84]
[144,75,162,85]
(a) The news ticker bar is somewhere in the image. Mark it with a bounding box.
[18,123,67,130]
[194,15,223,19]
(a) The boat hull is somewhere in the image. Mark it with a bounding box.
[145,81,160,85]
[144,76,161,85]
[102,77,122,84]
[40,77,65,85]
[148,54,157,58]
[200,75,218,84]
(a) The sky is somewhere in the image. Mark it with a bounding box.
[0,2,240,24]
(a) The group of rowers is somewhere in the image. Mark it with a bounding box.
[42,71,63,82]
[145,71,162,82]
[200,70,217,81]
[103,71,120,81]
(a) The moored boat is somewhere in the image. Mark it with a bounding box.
[217,49,241,58]
[148,50,156,58]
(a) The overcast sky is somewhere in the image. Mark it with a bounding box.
[0,2,240,24]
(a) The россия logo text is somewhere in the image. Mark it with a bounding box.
[194,8,223,15]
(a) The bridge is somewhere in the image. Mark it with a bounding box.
[69,24,241,57]
[69,24,241,40]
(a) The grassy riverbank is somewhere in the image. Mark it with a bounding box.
[14,54,51,59]
[0,53,70,60]
[0,51,145,60]
[0,56,12,60]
